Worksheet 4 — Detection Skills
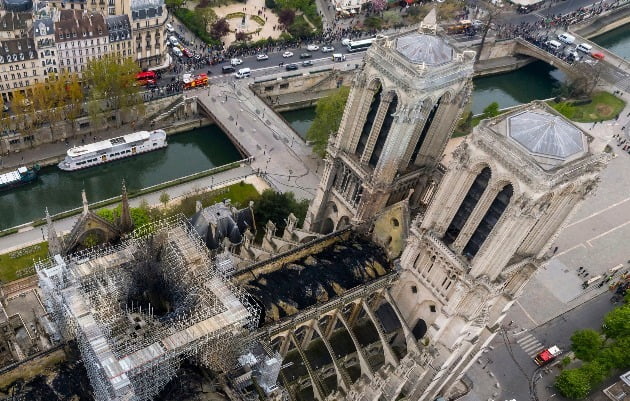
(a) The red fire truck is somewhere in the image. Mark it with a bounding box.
[135,71,157,86]
[534,345,561,366]
[182,73,209,90]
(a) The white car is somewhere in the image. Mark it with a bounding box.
[307,44,319,51]
[166,23,175,33]
[341,38,350,46]
[282,51,294,58]
[256,54,269,61]
[230,58,243,66]
[321,46,334,52]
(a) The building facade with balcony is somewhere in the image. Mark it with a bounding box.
[54,9,109,74]
[128,0,167,69]
[34,18,58,77]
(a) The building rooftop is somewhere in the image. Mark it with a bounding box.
[507,110,587,166]
[0,38,37,64]
[55,10,108,42]
[34,18,53,37]
[241,232,393,323]
[395,33,453,65]
[106,15,131,43]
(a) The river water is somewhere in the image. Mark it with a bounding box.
[1,27,628,230]
[0,126,241,230]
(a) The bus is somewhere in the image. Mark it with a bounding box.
[347,37,376,52]
[135,71,157,86]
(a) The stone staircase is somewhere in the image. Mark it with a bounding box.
[142,95,186,128]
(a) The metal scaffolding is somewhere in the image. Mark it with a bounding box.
[36,215,260,401]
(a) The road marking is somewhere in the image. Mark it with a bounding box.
[565,196,630,228]
[586,219,630,247]
[515,300,539,326]
[554,243,587,258]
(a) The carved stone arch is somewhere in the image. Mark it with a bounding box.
[439,89,454,104]
[468,159,494,176]
[270,334,286,353]
[489,174,520,197]
[336,216,351,230]
[277,244,293,253]
[366,76,383,91]
[300,235,318,244]
[340,302,355,318]
[560,182,575,196]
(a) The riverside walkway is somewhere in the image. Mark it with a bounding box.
[196,80,320,201]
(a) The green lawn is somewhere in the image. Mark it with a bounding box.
[550,92,626,123]
[0,242,48,283]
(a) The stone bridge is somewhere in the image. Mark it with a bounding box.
[196,80,320,200]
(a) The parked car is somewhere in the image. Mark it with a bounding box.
[307,44,319,51]
[282,51,294,58]
[302,60,313,66]
[285,63,299,71]
[172,47,183,57]
[182,48,193,57]
[591,52,605,60]
[222,65,236,73]
[166,23,175,33]
[230,58,243,66]
[321,46,334,52]
[256,54,269,61]
[300,52,312,59]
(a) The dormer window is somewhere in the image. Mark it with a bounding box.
[73,32,77,37]
[65,33,70,38]
[0,56,4,63]
[19,54,24,61]
[12,54,17,61]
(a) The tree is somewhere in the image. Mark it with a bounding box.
[278,9,296,26]
[306,87,350,157]
[235,31,249,42]
[363,16,382,30]
[602,304,630,339]
[165,0,185,10]
[199,7,217,30]
[159,192,171,208]
[254,190,309,238]
[382,10,402,27]
[482,102,500,118]
[287,17,311,38]
[265,0,276,8]
[83,55,143,127]
[555,369,591,399]
[210,18,230,39]
[570,329,604,362]
[370,0,386,12]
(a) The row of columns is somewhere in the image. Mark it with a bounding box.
[333,163,363,208]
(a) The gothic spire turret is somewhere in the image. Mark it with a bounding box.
[118,180,133,233]
[45,207,63,256]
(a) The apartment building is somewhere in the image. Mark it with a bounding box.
[129,0,167,68]
[106,14,132,59]
[0,38,41,101]
[54,9,109,74]
[34,18,58,77]
[0,12,31,39]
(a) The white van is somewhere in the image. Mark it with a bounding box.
[166,23,175,33]
[235,67,251,79]
[332,53,346,62]
[547,40,562,51]
[558,33,575,44]
[172,47,183,57]
[169,36,179,46]
[576,43,593,53]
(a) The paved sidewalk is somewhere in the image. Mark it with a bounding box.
[0,164,258,254]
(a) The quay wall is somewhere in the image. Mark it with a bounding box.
[572,3,630,38]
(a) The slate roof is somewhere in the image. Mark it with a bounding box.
[130,0,164,19]
[0,12,30,31]
[55,10,108,42]
[34,18,54,37]
[190,201,256,250]
[508,110,586,160]
[395,33,453,65]
[106,15,131,43]
[0,38,37,64]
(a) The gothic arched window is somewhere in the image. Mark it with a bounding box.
[409,96,442,167]
[369,93,398,168]
[463,184,514,259]
[443,167,491,246]
[356,83,382,157]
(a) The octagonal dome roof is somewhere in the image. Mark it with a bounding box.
[508,110,586,162]
[395,33,453,65]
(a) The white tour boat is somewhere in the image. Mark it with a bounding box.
[58,130,167,171]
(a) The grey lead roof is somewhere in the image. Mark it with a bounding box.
[395,33,453,65]
[508,110,585,160]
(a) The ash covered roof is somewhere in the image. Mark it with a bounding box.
[243,233,393,324]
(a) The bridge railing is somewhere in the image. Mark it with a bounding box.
[570,32,630,70]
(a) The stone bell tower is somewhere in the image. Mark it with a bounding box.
[305,10,475,234]
[389,101,609,400]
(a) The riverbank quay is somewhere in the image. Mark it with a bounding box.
[0,115,209,175]
[0,164,266,254]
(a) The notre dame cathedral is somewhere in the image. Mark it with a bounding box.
[302,10,609,400]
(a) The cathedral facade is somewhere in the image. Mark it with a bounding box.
[304,12,610,400]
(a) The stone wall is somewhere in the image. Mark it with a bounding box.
[572,3,630,38]
[250,69,356,112]
[0,95,187,155]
